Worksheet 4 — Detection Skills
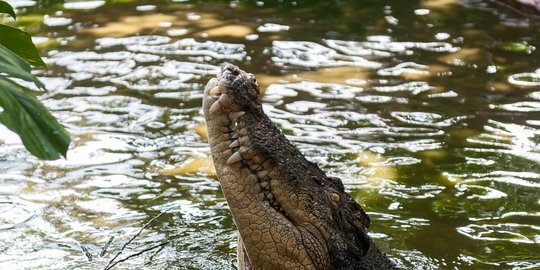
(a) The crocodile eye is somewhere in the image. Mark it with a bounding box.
[330,193,341,203]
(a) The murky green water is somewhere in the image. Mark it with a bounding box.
[1,0,540,269]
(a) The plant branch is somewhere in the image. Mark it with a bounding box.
[103,207,172,270]
[104,241,169,270]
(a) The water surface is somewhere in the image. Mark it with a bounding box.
[1,0,540,269]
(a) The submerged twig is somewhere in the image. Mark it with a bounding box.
[104,241,169,270]
[103,207,172,270]
[100,236,115,257]
[81,244,93,262]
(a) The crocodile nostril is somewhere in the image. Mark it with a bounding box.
[224,64,240,75]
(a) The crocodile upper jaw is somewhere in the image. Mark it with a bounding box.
[203,65,326,269]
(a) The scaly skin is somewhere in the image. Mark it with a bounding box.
[203,65,396,270]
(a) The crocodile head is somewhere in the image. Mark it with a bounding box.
[203,65,394,270]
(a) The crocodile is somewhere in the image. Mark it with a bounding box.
[202,64,396,270]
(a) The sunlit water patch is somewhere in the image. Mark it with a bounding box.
[390,111,467,127]
[373,81,437,95]
[466,120,540,163]
[64,1,105,10]
[271,41,382,69]
[126,38,246,61]
[327,36,459,55]
[508,69,540,87]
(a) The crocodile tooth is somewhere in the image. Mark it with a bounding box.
[229,140,240,149]
[209,101,222,113]
[230,132,239,139]
[227,151,243,164]
[209,86,221,96]
[260,181,268,188]
[249,163,261,171]
[239,147,254,160]
[218,94,233,107]
[257,170,269,178]
[228,111,245,121]
[266,193,274,200]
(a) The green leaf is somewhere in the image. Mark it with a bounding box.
[0,77,70,160]
[0,24,47,68]
[0,1,16,19]
[0,44,45,88]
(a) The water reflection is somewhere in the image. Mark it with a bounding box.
[1,0,540,269]
[64,1,105,10]
[457,223,540,244]
[508,70,540,87]
[272,40,381,68]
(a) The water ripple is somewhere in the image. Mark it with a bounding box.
[44,96,164,132]
[331,35,459,54]
[45,133,133,168]
[265,82,363,100]
[53,51,138,76]
[2,1,540,269]
[126,38,246,60]
[373,81,436,95]
[271,41,381,68]
[64,1,105,10]
[370,212,431,227]
[456,171,540,189]
[96,35,172,48]
[392,250,442,270]
[379,184,445,199]
[378,62,429,77]
[455,183,507,199]
[391,112,467,127]
[257,23,290,33]
[348,127,444,138]
[51,49,220,91]
[0,196,41,230]
[496,101,540,112]
[466,120,540,162]
[508,71,540,87]
[457,223,540,243]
